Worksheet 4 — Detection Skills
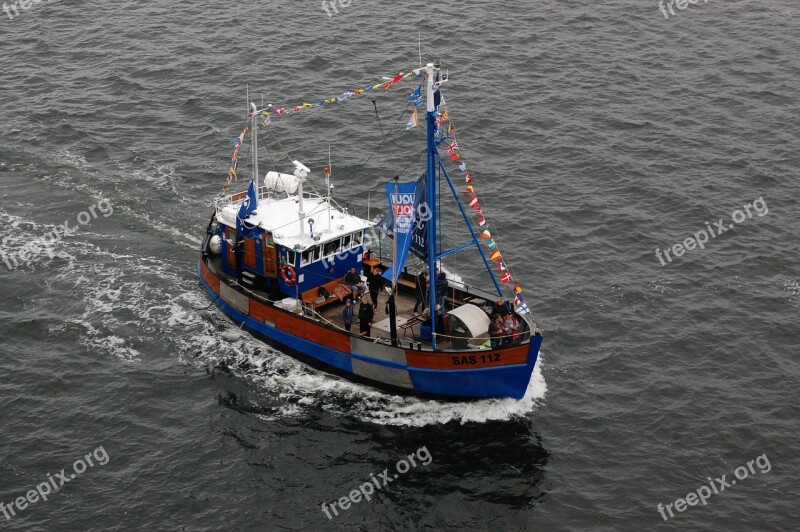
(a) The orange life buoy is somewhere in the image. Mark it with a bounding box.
[281,265,297,285]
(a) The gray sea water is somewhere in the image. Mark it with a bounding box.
[1,0,798,530]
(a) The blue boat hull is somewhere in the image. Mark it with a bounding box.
[198,261,542,400]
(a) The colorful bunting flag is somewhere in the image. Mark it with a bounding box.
[446,141,459,154]
[490,250,502,261]
[406,108,418,130]
[255,69,417,119]
[408,86,423,106]
[500,272,513,284]
[469,196,480,209]
[481,230,491,239]
[477,216,486,226]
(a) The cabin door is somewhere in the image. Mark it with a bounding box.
[262,232,278,277]
[243,237,257,270]
[226,228,237,270]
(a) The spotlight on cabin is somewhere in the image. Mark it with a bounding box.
[292,160,310,179]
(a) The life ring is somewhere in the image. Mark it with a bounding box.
[281,265,297,286]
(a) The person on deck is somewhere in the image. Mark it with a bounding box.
[435,269,448,309]
[492,298,509,318]
[342,299,354,332]
[489,313,504,349]
[367,266,385,312]
[413,271,428,314]
[344,267,367,300]
[358,295,374,337]
[502,312,519,346]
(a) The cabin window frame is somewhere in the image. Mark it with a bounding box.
[300,248,313,266]
[322,238,340,258]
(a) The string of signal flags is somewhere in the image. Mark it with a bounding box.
[220,68,530,313]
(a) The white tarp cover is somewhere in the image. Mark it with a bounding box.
[447,303,490,338]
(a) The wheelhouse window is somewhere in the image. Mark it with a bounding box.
[352,231,363,247]
[341,234,351,250]
[301,248,313,266]
[300,245,324,265]
[323,238,340,257]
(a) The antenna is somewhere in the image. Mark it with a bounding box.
[418,32,422,67]
[328,144,332,183]
[326,144,333,230]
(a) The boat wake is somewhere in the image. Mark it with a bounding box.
[217,342,547,426]
[3,187,545,424]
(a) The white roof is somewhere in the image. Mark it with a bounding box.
[217,194,373,249]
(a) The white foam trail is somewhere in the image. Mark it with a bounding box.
[352,354,546,426]
[238,344,546,426]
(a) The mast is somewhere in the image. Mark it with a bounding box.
[250,103,260,200]
[425,62,439,349]
[327,145,332,231]
[389,176,400,346]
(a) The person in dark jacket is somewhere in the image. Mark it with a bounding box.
[358,295,374,337]
[341,299,354,332]
[489,313,504,349]
[492,297,509,318]
[489,314,505,349]
[435,269,448,308]
[367,266,385,311]
[413,271,428,314]
[344,267,367,300]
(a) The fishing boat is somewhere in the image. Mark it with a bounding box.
[198,62,542,400]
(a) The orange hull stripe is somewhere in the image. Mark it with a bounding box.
[406,344,528,370]
[277,314,352,352]
[200,260,220,294]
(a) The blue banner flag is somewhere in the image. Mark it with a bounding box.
[236,180,258,237]
[376,174,429,264]
[383,180,418,285]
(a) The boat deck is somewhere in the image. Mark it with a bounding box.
[204,255,524,350]
[316,287,440,343]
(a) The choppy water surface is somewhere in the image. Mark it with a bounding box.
[1,1,798,530]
